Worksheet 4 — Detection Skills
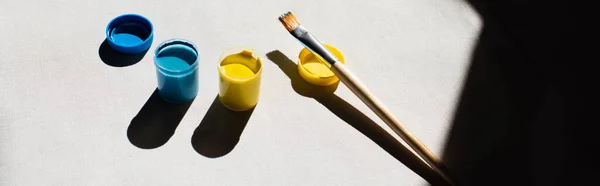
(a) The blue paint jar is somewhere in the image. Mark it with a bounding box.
[153,39,199,103]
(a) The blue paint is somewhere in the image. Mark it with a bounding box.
[156,45,196,70]
[106,14,154,54]
[154,39,199,103]
[110,22,149,46]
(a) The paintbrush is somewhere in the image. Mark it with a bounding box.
[278,12,455,186]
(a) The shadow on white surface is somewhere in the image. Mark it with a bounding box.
[127,88,194,149]
[98,39,148,67]
[191,96,255,158]
[438,0,593,185]
[266,50,449,186]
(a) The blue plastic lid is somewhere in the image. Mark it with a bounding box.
[106,14,154,54]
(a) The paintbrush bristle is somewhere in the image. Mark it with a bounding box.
[279,12,301,31]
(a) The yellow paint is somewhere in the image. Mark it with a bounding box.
[302,58,334,77]
[221,63,255,79]
[298,44,345,86]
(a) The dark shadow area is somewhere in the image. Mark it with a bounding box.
[191,96,255,158]
[128,88,194,149]
[440,1,593,186]
[98,39,148,67]
[266,50,449,186]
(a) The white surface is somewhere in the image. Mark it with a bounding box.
[0,0,480,185]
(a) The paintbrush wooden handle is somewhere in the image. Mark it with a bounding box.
[331,62,455,185]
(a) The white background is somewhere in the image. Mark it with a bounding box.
[0,0,480,185]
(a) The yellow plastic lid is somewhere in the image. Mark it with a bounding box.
[298,44,345,86]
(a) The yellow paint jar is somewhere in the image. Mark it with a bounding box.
[218,48,263,111]
[298,44,345,86]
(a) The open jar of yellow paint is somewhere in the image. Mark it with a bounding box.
[218,47,262,111]
[298,44,345,86]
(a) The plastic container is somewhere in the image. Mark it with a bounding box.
[218,47,263,111]
[106,14,154,54]
[153,39,199,103]
[298,44,345,86]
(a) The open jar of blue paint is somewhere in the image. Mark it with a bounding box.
[153,39,199,103]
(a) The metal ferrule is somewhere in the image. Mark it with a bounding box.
[290,26,340,66]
